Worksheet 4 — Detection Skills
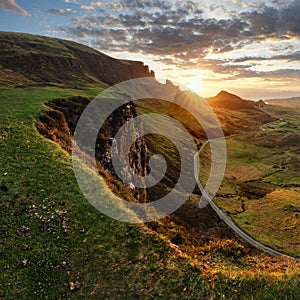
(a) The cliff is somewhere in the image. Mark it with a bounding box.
[37,96,148,198]
[0,31,154,87]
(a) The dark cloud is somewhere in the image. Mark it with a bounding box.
[232,52,300,63]
[260,68,300,79]
[270,0,288,5]
[48,8,75,15]
[58,0,300,80]
[63,6,247,57]
[240,0,300,37]
[241,6,280,36]
[197,60,300,81]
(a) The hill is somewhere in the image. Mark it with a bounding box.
[2,85,299,299]
[206,90,257,110]
[266,97,300,109]
[0,31,154,87]
[1,32,300,298]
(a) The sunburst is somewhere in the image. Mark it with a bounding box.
[188,75,204,95]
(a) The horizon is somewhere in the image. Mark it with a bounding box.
[1,0,300,99]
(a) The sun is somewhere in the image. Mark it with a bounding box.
[188,75,204,95]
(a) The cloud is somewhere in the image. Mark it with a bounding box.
[232,52,300,63]
[0,0,29,15]
[47,8,75,16]
[81,1,102,11]
[65,0,83,3]
[208,4,227,13]
[59,0,300,80]
[62,6,247,57]
[240,0,300,37]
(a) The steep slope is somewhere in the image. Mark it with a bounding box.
[1,86,299,299]
[1,32,300,298]
[0,31,154,87]
[1,33,283,253]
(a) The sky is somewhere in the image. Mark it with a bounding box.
[1,0,300,99]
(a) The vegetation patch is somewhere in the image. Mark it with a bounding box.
[1,83,300,298]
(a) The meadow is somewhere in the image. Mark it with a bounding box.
[0,86,299,299]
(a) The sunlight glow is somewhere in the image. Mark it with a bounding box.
[188,75,204,95]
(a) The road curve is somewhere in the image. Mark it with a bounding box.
[194,138,298,260]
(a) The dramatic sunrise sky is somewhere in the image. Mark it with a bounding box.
[1,0,300,99]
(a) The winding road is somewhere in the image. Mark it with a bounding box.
[193,138,298,260]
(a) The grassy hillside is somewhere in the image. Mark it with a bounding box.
[131,89,299,258]
[214,104,300,257]
[0,31,154,88]
[1,86,300,299]
[207,91,256,111]
[0,31,299,298]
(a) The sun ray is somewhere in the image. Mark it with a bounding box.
[188,75,204,95]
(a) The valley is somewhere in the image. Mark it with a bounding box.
[1,32,299,299]
[136,90,300,257]
[214,103,300,257]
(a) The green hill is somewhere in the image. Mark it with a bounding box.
[0,31,154,87]
[0,32,299,299]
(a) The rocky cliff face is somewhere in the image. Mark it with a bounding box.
[0,32,154,87]
[38,96,148,194]
[98,101,148,184]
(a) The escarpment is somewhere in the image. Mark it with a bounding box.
[38,95,233,240]
[98,101,148,184]
[37,96,148,195]
[0,31,154,87]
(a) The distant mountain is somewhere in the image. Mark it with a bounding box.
[206,90,257,110]
[266,97,300,108]
[0,31,154,87]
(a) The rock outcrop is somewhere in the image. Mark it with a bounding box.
[98,101,148,185]
[38,96,148,193]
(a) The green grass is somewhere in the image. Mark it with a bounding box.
[0,32,150,88]
[0,87,300,298]
[0,31,101,58]
[263,168,300,185]
[215,119,300,257]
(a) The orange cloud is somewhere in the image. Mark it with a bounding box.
[0,0,29,16]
